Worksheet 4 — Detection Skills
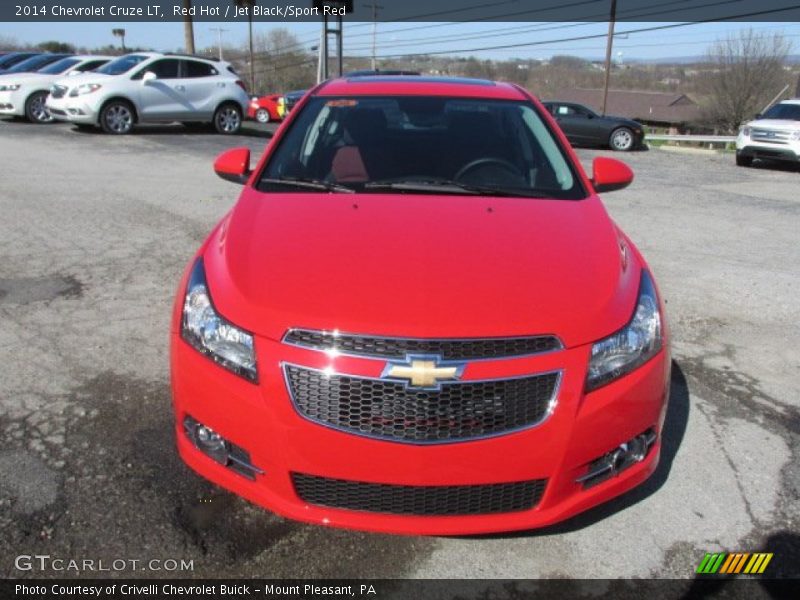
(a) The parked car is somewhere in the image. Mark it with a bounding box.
[0,52,42,73]
[736,99,800,167]
[171,75,670,535]
[0,55,112,123]
[282,89,307,114]
[0,53,72,76]
[247,93,283,123]
[46,52,249,135]
[543,101,644,151]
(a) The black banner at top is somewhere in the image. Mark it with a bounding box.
[3,0,800,23]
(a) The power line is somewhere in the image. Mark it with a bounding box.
[362,5,800,59]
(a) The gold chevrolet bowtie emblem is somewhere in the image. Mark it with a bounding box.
[382,355,465,388]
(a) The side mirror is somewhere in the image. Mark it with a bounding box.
[592,157,633,194]
[754,113,763,120]
[142,71,157,84]
[214,147,251,184]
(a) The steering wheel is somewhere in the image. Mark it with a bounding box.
[454,157,524,182]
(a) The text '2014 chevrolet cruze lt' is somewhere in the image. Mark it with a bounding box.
[170,76,671,535]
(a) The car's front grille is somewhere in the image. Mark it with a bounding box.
[291,472,547,515]
[50,85,67,99]
[284,365,559,443]
[751,128,790,144]
[283,329,561,360]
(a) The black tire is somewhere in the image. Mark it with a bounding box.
[255,108,270,123]
[25,91,53,123]
[609,127,635,151]
[213,103,242,134]
[736,153,753,167]
[99,100,135,134]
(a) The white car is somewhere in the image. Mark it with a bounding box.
[46,52,250,134]
[0,55,112,123]
[736,99,800,167]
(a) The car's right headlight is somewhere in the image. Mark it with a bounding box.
[181,259,258,382]
[69,83,102,97]
[741,126,751,137]
[586,270,663,391]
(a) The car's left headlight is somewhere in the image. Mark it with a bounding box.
[586,270,663,391]
[69,83,102,97]
[181,259,258,382]
[0,84,21,92]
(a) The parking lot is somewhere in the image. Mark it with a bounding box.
[0,117,798,583]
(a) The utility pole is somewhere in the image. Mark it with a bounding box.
[601,0,617,116]
[182,0,195,54]
[210,27,228,60]
[364,2,383,70]
[315,0,347,80]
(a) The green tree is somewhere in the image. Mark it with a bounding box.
[38,40,75,53]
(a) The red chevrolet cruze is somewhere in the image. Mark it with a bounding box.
[170,76,670,535]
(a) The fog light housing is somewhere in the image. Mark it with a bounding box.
[182,415,264,480]
[576,429,656,488]
[184,416,228,465]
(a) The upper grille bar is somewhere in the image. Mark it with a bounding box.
[283,328,562,361]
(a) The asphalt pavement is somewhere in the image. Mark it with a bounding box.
[0,118,797,587]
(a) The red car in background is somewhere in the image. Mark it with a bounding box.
[171,76,670,535]
[247,93,283,123]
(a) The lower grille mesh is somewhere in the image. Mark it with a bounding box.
[292,472,547,516]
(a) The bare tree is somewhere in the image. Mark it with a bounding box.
[183,0,195,54]
[249,28,315,93]
[702,30,791,132]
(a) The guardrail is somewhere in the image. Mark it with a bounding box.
[646,134,736,143]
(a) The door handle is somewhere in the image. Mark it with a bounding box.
[174,85,186,91]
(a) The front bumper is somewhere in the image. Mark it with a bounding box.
[171,326,670,535]
[736,137,800,162]
[45,95,99,124]
[0,90,25,116]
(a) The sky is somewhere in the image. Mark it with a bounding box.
[3,21,799,62]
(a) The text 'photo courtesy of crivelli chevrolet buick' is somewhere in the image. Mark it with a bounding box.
[170,75,671,535]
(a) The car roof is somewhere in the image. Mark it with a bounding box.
[317,75,527,100]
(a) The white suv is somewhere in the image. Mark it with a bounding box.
[0,55,112,123]
[736,99,800,167]
[46,52,249,134]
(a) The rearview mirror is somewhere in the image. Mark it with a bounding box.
[142,71,157,84]
[591,157,633,193]
[214,148,251,184]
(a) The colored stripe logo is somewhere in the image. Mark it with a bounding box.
[696,552,773,574]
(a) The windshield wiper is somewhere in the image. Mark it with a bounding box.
[260,177,355,194]
[364,179,547,198]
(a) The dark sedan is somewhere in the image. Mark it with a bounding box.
[543,101,644,151]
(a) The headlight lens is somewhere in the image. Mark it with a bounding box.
[0,84,21,91]
[586,270,663,391]
[69,83,102,97]
[741,126,751,137]
[181,259,257,382]
[790,130,800,141]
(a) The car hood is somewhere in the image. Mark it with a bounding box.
[0,72,63,86]
[202,189,641,348]
[746,118,800,131]
[51,71,110,88]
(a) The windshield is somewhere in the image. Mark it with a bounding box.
[37,57,81,74]
[3,54,67,74]
[762,103,800,121]
[259,96,583,199]
[95,54,149,75]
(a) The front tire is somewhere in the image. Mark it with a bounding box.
[25,91,53,123]
[610,127,635,151]
[213,103,242,134]
[736,153,753,167]
[255,108,270,123]
[100,100,134,134]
